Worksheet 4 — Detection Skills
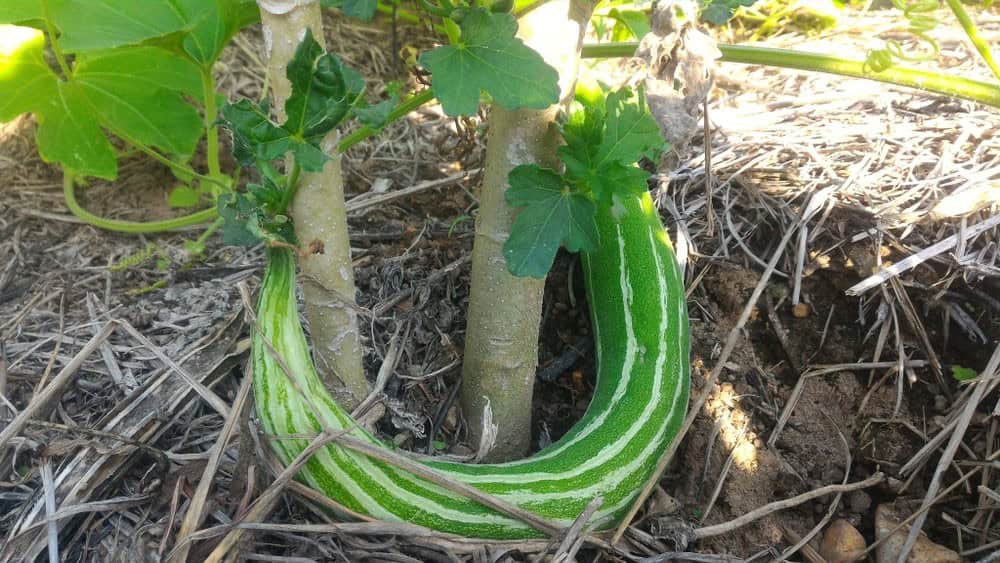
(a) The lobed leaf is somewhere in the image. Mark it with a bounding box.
[595,87,665,168]
[418,8,560,116]
[285,29,364,142]
[503,165,598,278]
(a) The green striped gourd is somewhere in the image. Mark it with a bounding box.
[253,191,690,539]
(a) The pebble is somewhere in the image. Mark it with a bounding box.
[875,504,960,563]
[847,490,872,514]
[820,519,866,562]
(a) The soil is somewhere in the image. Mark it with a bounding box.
[3,8,1000,562]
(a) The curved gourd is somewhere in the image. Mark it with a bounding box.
[253,191,690,539]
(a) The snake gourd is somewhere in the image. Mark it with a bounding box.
[253,191,690,539]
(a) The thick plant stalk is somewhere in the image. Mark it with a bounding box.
[462,0,594,461]
[257,0,369,408]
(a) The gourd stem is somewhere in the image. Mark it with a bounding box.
[337,89,436,152]
[580,41,1000,108]
[63,171,218,233]
[942,0,1000,81]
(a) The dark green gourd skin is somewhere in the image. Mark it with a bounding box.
[253,192,690,539]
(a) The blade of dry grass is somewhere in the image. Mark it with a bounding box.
[168,370,255,562]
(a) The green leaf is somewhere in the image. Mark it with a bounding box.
[285,29,363,141]
[354,94,399,129]
[418,8,559,116]
[0,26,58,121]
[1,26,115,177]
[700,0,758,25]
[595,87,665,167]
[74,47,204,156]
[36,81,118,179]
[0,1,43,24]
[47,0,199,52]
[951,365,978,381]
[609,9,650,41]
[555,86,664,205]
[218,193,261,246]
[503,165,598,278]
[168,185,201,208]
[218,190,296,247]
[343,0,378,20]
[179,0,259,65]
[221,31,365,172]
[75,46,203,99]
[220,99,296,165]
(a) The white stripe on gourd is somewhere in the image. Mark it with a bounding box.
[253,192,690,539]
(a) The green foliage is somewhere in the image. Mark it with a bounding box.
[218,180,295,247]
[951,365,978,381]
[219,29,363,174]
[218,30,376,248]
[321,0,379,20]
[418,7,560,116]
[504,167,598,278]
[503,86,667,278]
[0,26,203,178]
[168,185,202,208]
[702,0,760,24]
[0,0,259,181]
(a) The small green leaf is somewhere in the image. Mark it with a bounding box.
[503,165,598,278]
[596,87,665,167]
[218,193,262,246]
[218,189,297,247]
[701,0,758,25]
[168,185,201,208]
[184,239,206,256]
[343,0,378,20]
[354,94,399,129]
[220,99,296,165]
[419,8,559,116]
[285,29,363,140]
[951,365,978,381]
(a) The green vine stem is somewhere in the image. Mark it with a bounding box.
[943,0,1000,81]
[201,67,224,181]
[63,171,217,233]
[580,42,1000,108]
[337,89,436,151]
[61,87,436,234]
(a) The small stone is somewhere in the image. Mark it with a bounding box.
[791,302,810,318]
[820,519,866,562]
[848,490,872,514]
[875,504,960,563]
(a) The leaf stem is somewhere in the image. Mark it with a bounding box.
[116,130,230,190]
[338,89,436,152]
[201,66,224,181]
[580,41,1000,108]
[41,0,72,79]
[278,161,302,215]
[63,171,218,233]
[942,0,1000,81]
